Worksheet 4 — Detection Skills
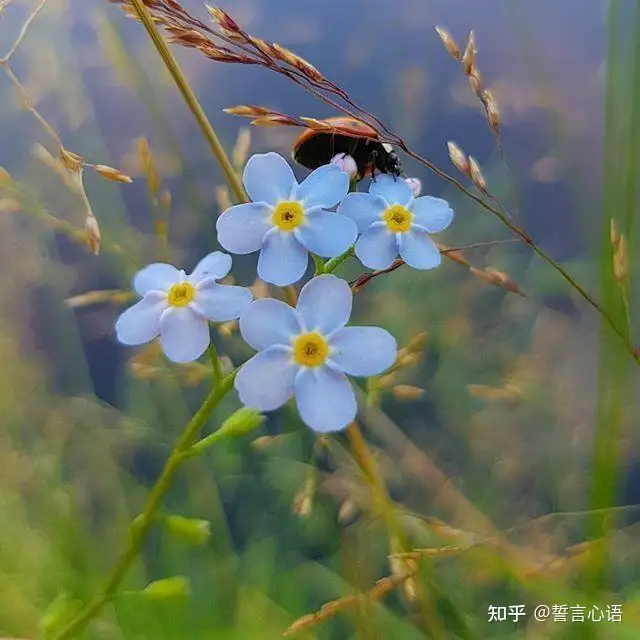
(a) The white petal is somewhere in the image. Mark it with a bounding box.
[189,251,232,282]
[159,306,210,363]
[235,346,297,411]
[369,174,412,206]
[243,152,297,204]
[133,263,180,295]
[294,209,357,257]
[296,274,352,334]
[329,327,397,376]
[258,230,308,286]
[194,281,253,322]
[398,228,442,269]
[115,292,167,345]
[239,298,301,350]
[294,367,356,432]
[354,223,398,269]
[409,196,454,233]
[216,202,272,254]
[337,192,387,232]
[294,164,349,209]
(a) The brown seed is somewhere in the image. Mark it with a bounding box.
[60,147,83,173]
[613,234,628,284]
[206,5,240,32]
[84,215,101,256]
[461,30,476,75]
[392,385,425,401]
[483,89,500,134]
[94,164,133,184]
[223,104,271,118]
[447,141,470,175]
[468,68,483,97]
[468,156,487,192]
[610,218,620,248]
[435,26,460,60]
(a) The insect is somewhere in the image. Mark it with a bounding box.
[292,116,404,179]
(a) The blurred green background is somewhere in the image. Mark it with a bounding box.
[1,0,639,638]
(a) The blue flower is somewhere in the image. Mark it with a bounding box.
[115,252,252,363]
[216,153,357,286]
[235,274,397,432]
[338,174,454,270]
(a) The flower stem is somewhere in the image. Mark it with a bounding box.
[208,340,223,387]
[52,371,237,640]
[312,253,325,275]
[324,246,354,274]
[129,0,246,204]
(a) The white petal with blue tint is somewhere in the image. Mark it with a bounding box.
[115,292,167,345]
[239,298,301,350]
[354,223,398,269]
[398,227,441,269]
[369,174,412,206]
[133,263,180,295]
[258,230,308,286]
[294,366,356,432]
[337,192,387,232]
[235,346,297,411]
[216,202,272,254]
[296,274,352,334]
[189,251,232,282]
[409,196,454,233]
[194,281,252,322]
[159,306,210,363]
[294,164,349,209]
[329,327,397,376]
[243,152,297,205]
[294,210,357,257]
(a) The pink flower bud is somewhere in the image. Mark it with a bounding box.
[330,153,358,179]
[405,177,422,197]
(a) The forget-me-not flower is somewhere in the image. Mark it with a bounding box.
[115,252,252,363]
[338,174,454,270]
[216,153,357,286]
[235,274,397,432]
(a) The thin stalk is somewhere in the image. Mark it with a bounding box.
[324,246,354,274]
[52,372,237,640]
[129,0,247,204]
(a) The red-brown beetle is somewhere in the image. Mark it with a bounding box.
[292,117,404,179]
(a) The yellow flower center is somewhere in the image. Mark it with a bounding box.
[293,332,329,368]
[272,201,304,231]
[383,204,413,233]
[167,282,195,307]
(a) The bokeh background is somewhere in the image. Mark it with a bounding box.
[1,0,640,638]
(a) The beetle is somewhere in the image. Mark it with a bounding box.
[292,116,404,179]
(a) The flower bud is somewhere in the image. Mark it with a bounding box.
[163,515,211,546]
[613,234,629,284]
[141,576,191,601]
[39,592,81,637]
[404,177,422,198]
[217,407,265,439]
[330,153,358,179]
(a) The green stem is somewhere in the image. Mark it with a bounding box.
[324,246,354,274]
[129,0,246,204]
[208,340,223,387]
[52,372,237,640]
[312,253,325,275]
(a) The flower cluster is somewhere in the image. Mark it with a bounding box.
[115,153,454,432]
